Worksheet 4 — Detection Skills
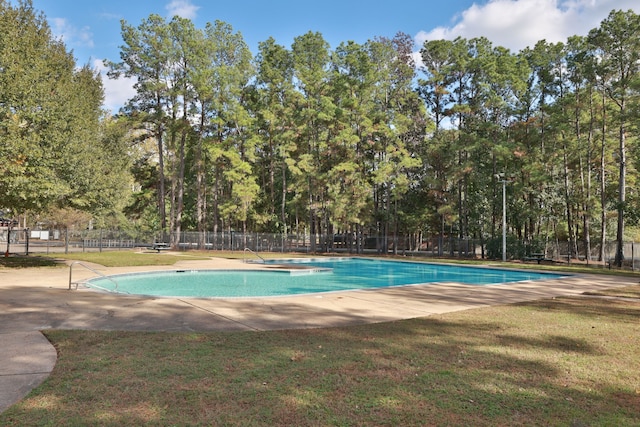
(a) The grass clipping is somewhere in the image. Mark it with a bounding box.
[2,288,639,426]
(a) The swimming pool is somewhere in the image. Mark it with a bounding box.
[86,257,567,298]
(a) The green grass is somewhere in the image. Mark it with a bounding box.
[0,249,304,269]
[1,286,639,426]
[44,251,212,267]
[0,250,211,268]
[397,254,640,278]
[3,249,639,279]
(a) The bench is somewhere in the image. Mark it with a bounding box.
[523,253,552,264]
[152,242,170,252]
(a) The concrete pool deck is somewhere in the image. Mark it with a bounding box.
[1,255,638,413]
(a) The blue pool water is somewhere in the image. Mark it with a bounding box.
[86,258,567,298]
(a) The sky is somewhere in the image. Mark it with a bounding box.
[22,0,640,113]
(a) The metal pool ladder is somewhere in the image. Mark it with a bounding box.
[68,261,119,291]
[243,247,265,263]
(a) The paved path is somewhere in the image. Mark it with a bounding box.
[1,256,637,413]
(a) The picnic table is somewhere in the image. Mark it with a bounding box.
[523,253,551,264]
[152,242,170,252]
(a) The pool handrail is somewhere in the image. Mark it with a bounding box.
[243,247,265,263]
[68,261,119,291]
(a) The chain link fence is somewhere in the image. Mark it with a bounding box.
[1,228,155,255]
[3,227,638,270]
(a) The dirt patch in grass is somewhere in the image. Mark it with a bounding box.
[1,291,639,426]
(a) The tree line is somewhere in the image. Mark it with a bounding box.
[1,1,639,263]
[0,0,131,229]
[106,15,425,254]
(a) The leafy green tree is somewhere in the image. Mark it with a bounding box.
[111,15,255,243]
[72,77,132,224]
[164,16,201,246]
[588,9,640,266]
[366,35,422,253]
[418,39,458,132]
[0,1,62,212]
[251,37,299,234]
[6,0,637,261]
[291,31,334,249]
[463,40,528,245]
[327,40,375,243]
[109,14,174,239]
[0,0,116,222]
[419,38,472,245]
[418,39,459,243]
[526,41,575,252]
[564,35,598,261]
[200,20,254,237]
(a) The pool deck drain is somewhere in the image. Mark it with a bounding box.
[1,256,638,413]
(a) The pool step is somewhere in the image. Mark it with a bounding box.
[287,267,333,276]
[265,264,333,275]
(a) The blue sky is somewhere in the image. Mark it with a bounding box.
[23,0,640,112]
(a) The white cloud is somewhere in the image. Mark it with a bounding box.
[165,0,200,19]
[50,17,94,48]
[93,59,137,114]
[415,0,640,53]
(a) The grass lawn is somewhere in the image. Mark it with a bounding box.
[0,293,638,425]
[0,252,639,425]
[0,251,211,268]
[0,249,307,269]
[41,250,213,267]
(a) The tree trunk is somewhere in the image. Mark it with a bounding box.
[156,128,167,242]
[614,116,626,267]
[196,108,206,249]
[598,89,607,262]
[281,161,287,249]
[173,127,187,249]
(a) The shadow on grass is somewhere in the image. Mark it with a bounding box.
[2,292,638,426]
[496,333,601,354]
[516,295,640,321]
[0,255,62,269]
[583,285,640,299]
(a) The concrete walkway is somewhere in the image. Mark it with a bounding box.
[1,255,637,413]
